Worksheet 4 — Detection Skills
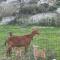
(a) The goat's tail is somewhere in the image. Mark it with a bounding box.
[5,32,13,45]
[0,32,13,48]
[9,32,13,36]
[5,40,7,46]
[0,40,7,48]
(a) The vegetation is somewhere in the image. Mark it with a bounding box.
[15,13,60,27]
[19,3,57,15]
[56,0,60,7]
[0,25,60,60]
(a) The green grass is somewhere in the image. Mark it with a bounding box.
[0,25,60,60]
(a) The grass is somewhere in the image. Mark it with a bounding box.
[0,25,60,60]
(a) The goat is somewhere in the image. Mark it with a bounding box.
[5,29,39,57]
[33,45,40,60]
[33,45,46,60]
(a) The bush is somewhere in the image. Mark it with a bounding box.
[56,1,60,7]
[48,6,57,11]
[19,3,50,14]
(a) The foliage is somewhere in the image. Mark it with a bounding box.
[56,0,60,7]
[48,6,57,11]
[16,13,60,27]
[19,3,49,14]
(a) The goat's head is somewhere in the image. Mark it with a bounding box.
[32,28,39,35]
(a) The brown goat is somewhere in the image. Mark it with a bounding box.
[5,29,39,57]
[33,45,46,60]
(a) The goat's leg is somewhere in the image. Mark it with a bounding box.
[6,47,12,57]
[25,46,29,53]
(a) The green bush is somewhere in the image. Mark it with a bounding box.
[48,6,57,11]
